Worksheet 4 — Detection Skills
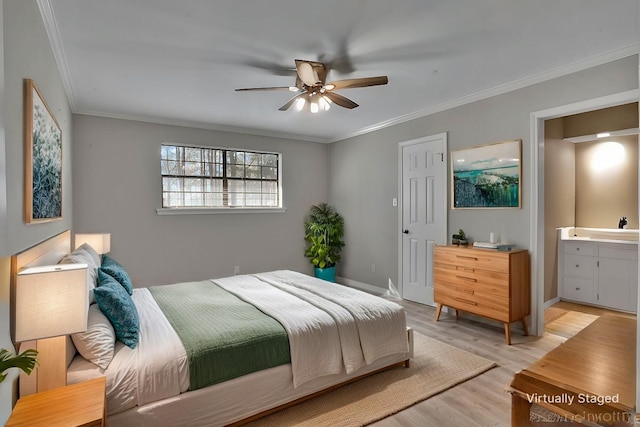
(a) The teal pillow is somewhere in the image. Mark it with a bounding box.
[95,270,139,349]
[101,255,133,295]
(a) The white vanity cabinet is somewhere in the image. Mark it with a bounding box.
[559,239,638,313]
[596,244,638,312]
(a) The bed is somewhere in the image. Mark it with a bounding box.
[11,231,413,426]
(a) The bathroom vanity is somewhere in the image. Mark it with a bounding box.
[557,227,638,313]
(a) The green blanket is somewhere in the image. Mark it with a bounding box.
[149,280,291,390]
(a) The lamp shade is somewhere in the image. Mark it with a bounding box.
[14,264,89,342]
[75,233,111,254]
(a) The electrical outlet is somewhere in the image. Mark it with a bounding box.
[392,198,398,207]
[371,263,376,273]
[234,266,240,275]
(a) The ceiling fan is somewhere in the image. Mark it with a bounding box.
[235,59,388,113]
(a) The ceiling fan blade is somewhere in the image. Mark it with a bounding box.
[242,59,297,77]
[327,76,388,90]
[235,86,298,92]
[323,92,358,109]
[278,93,307,111]
[295,59,326,86]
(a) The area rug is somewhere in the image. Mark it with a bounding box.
[245,332,497,427]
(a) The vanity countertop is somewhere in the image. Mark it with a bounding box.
[563,236,638,245]
[557,227,638,245]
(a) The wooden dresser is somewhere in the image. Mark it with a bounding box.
[433,245,530,344]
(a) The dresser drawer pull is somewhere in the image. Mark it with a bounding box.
[455,266,475,273]
[454,297,478,306]
[456,276,477,282]
[456,256,478,261]
[458,288,474,295]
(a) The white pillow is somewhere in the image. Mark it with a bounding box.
[59,243,101,304]
[71,304,116,369]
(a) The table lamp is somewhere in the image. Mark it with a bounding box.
[74,233,111,254]
[13,263,88,394]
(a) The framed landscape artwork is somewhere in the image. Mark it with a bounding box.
[24,79,62,223]
[451,139,522,209]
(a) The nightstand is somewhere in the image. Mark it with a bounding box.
[6,376,106,427]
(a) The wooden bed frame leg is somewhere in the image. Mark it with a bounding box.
[511,392,532,427]
[404,359,410,368]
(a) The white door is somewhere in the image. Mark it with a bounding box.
[400,133,447,305]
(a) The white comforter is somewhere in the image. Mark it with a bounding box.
[256,271,409,365]
[68,270,408,415]
[214,271,408,388]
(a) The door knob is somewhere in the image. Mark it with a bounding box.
[403,229,409,234]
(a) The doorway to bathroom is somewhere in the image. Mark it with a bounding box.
[530,89,639,337]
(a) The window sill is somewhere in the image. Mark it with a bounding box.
[156,207,287,215]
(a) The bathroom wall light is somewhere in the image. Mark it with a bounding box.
[590,141,625,172]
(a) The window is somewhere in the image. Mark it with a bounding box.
[160,144,281,209]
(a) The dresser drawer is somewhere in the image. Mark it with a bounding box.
[434,248,509,273]
[563,241,596,256]
[434,287,510,322]
[435,279,510,303]
[563,254,596,278]
[434,264,509,298]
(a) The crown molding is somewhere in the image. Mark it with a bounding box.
[329,44,639,143]
[38,0,638,145]
[37,0,77,111]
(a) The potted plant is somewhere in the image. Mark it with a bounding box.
[304,203,345,282]
[452,229,468,246]
[0,348,37,383]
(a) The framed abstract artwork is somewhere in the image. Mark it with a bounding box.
[451,139,521,209]
[24,79,62,223]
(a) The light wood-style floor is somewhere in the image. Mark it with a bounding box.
[370,300,636,427]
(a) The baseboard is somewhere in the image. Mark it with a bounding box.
[544,296,560,309]
[336,276,385,295]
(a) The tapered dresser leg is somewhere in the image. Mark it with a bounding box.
[521,317,529,336]
[504,323,512,345]
[435,303,443,321]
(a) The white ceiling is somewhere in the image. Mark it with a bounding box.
[43,0,639,143]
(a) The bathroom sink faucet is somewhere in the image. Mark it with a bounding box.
[618,216,628,229]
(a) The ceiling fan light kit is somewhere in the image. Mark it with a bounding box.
[236,59,388,113]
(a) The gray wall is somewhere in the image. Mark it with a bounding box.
[72,115,328,286]
[3,0,73,254]
[0,0,6,257]
[329,55,639,292]
[1,0,73,424]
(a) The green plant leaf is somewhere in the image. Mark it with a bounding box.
[0,348,38,383]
